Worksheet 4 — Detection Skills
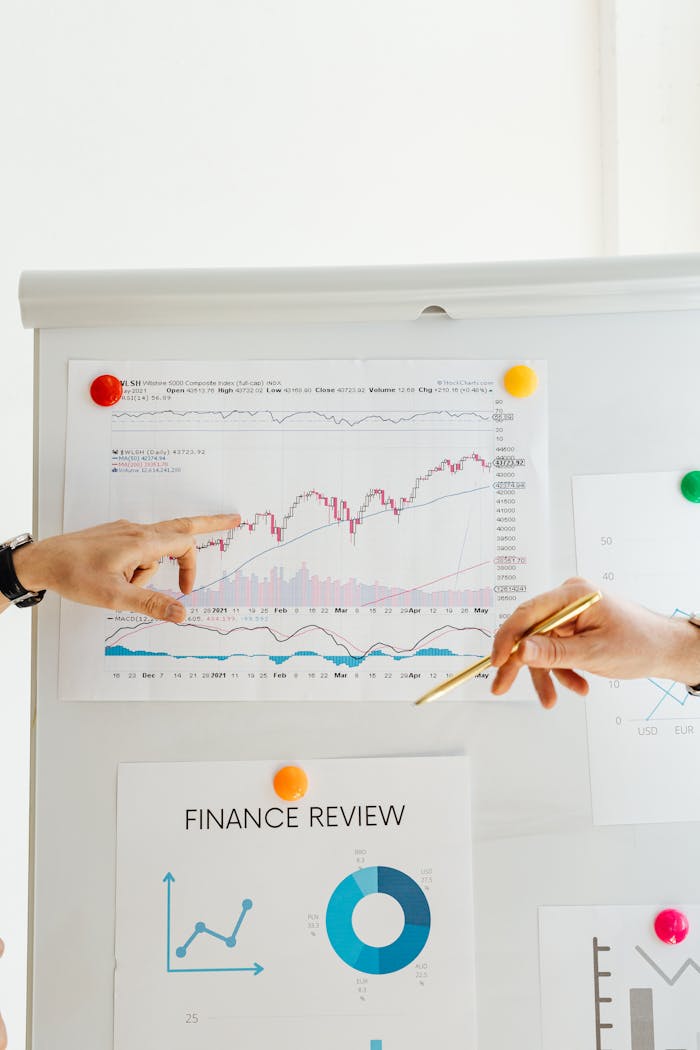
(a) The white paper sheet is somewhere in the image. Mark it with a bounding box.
[60,358,548,700]
[540,905,700,1050]
[573,471,700,825]
[114,756,476,1050]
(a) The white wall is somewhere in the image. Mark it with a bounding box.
[601,0,700,253]
[0,0,695,1045]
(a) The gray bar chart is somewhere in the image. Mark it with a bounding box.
[630,988,655,1050]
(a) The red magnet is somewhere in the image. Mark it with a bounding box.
[90,374,123,407]
[654,908,689,945]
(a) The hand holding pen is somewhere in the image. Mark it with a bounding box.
[417,577,700,708]
[416,587,601,706]
[489,577,700,708]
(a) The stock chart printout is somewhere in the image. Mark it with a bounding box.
[540,906,700,1050]
[573,472,700,825]
[113,756,476,1050]
[60,359,548,700]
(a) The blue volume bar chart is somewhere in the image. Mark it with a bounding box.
[61,358,548,701]
[326,867,431,975]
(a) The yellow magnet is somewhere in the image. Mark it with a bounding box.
[273,765,309,801]
[503,364,539,398]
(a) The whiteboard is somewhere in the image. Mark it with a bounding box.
[23,257,700,1050]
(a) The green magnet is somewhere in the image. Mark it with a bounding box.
[680,470,700,503]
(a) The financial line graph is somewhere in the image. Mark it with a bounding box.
[103,366,530,691]
[645,678,691,720]
[176,898,253,957]
[163,873,263,976]
[573,471,700,824]
[60,358,547,701]
[113,407,494,428]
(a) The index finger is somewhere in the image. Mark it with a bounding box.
[490,578,593,668]
[151,513,242,537]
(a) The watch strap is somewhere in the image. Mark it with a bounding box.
[0,537,46,608]
[688,613,700,696]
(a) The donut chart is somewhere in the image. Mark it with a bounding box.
[325,865,431,975]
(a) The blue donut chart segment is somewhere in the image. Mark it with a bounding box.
[325,865,430,974]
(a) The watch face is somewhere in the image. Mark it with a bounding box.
[7,533,33,551]
[15,590,45,608]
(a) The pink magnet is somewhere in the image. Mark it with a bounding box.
[90,374,123,407]
[654,908,689,945]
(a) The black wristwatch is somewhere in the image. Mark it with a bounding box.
[688,613,700,697]
[0,533,46,608]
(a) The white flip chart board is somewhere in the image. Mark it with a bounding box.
[20,256,700,1050]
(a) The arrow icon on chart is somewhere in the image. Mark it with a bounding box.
[163,872,264,975]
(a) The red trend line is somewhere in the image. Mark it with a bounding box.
[360,560,492,607]
[195,452,490,549]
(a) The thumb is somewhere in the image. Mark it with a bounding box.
[519,634,592,669]
[114,582,187,623]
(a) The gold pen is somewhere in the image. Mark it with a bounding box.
[414,590,602,706]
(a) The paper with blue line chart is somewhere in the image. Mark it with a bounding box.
[113,756,476,1050]
[573,472,700,825]
[59,357,548,700]
[539,906,700,1050]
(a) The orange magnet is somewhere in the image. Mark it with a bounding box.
[273,765,309,801]
[503,364,539,399]
[90,374,123,407]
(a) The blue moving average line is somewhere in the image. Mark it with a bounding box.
[163,873,263,975]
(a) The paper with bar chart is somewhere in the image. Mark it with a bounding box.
[59,358,547,700]
[114,756,475,1050]
[540,906,700,1050]
[573,472,700,825]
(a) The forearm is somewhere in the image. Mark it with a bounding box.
[655,615,700,686]
[1,514,240,621]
